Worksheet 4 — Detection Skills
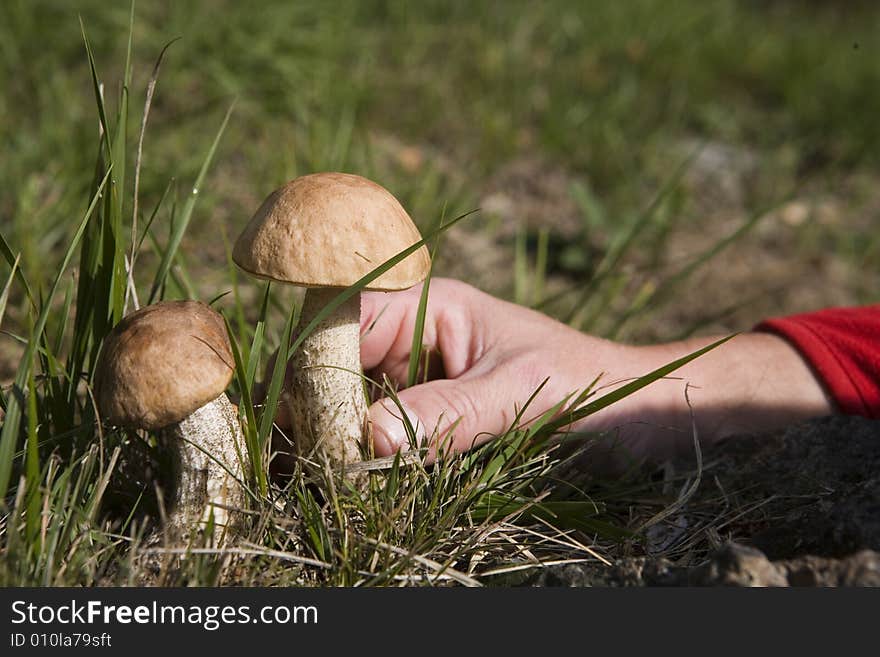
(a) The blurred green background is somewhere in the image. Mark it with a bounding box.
[2,0,879,371]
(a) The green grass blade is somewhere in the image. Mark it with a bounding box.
[539,334,735,435]
[223,314,265,497]
[532,227,549,307]
[0,233,34,307]
[146,226,197,300]
[513,226,528,306]
[223,227,251,355]
[570,179,608,232]
[132,36,180,268]
[24,364,41,547]
[148,102,235,303]
[107,90,129,325]
[84,446,121,524]
[135,179,173,255]
[258,304,297,466]
[51,276,75,357]
[608,199,785,339]
[406,250,436,389]
[123,1,134,97]
[79,18,111,163]
[0,254,20,330]
[246,285,271,386]
[0,168,111,503]
[101,1,135,325]
[67,17,129,397]
[537,149,699,319]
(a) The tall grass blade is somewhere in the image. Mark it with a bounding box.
[245,285,271,386]
[131,37,180,272]
[223,228,251,355]
[106,1,134,325]
[224,314,265,497]
[68,18,130,398]
[135,180,173,255]
[51,277,76,357]
[24,365,41,548]
[514,227,528,306]
[539,334,735,435]
[533,228,549,306]
[406,247,437,389]
[79,18,112,165]
[0,254,19,330]
[257,304,297,481]
[0,169,111,504]
[537,149,698,320]
[608,200,784,339]
[0,233,34,306]
[148,102,235,303]
[146,218,194,299]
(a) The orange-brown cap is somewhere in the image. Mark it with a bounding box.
[95,301,234,430]
[232,172,431,290]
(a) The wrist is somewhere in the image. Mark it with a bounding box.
[574,332,836,464]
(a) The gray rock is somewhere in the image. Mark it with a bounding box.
[524,543,880,587]
[687,542,788,586]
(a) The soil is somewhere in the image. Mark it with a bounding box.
[520,415,880,586]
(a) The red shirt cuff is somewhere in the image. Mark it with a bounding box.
[755,305,880,419]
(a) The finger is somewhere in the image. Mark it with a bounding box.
[360,278,483,385]
[258,348,294,428]
[368,374,525,462]
[360,285,428,375]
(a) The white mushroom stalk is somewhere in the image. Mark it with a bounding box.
[285,289,365,468]
[162,393,244,536]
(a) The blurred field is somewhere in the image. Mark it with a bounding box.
[3,0,879,353]
[1,0,880,585]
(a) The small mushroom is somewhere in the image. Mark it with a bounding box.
[232,172,431,476]
[94,300,246,539]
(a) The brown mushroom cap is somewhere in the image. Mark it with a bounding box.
[231,172,431,290]
[95,301,234,431]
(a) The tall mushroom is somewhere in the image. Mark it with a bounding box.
[232,172,430,475]
[95,300,246,539]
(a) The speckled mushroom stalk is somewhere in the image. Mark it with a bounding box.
[284,289,365,468]
[160,393,244,536]
[95,301,246,541]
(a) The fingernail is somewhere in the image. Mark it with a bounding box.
[370,400,424,455]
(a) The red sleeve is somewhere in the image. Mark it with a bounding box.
[754,305,880,419]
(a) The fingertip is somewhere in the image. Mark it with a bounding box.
[368,398,424,456]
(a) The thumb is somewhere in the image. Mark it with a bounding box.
[368,377,512,461]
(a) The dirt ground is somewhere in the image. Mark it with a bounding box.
[516,415,880,586]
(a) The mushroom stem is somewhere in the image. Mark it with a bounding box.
[284,288,367,471]
[160,393,245,539]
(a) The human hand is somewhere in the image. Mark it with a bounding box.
[362,278,637,461]
[265,278,623,471]
[266,278,834,472]
[361,278,835,466]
